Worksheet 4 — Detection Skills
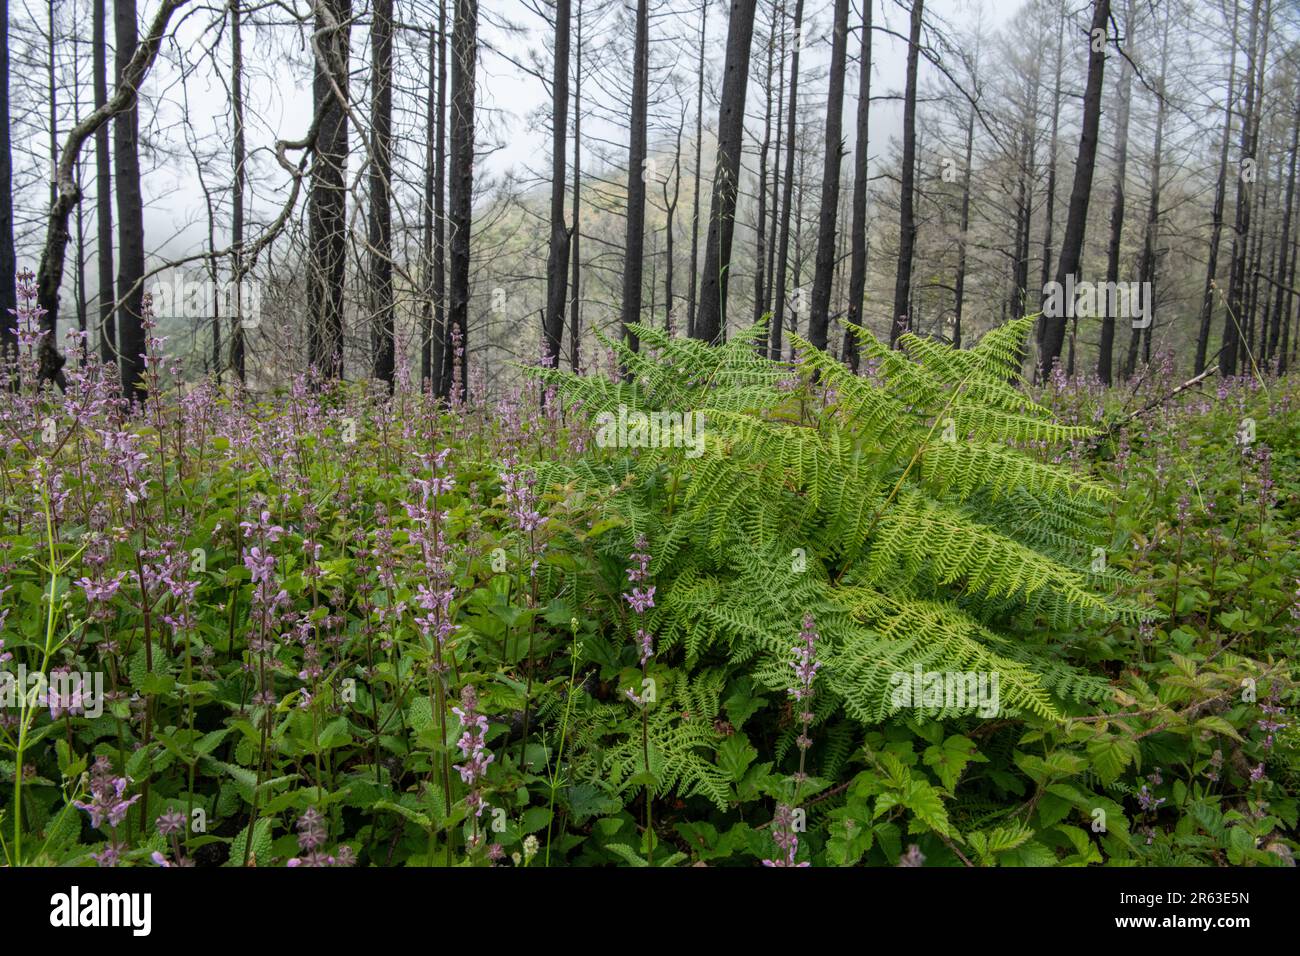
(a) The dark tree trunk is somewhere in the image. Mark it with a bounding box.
[569,0,582,369]
[807,0,849,352]
[889,0,924,347]
[229,0,246,383]
[1038,0,1110,379]
[1244,4,1273,365]
[543,0,571,367]
[1097,0,1133,385]
[434,0,449,395]
[843,0,871,368]
[1282,143,1298,373]
[70,19,87,346]
[1220,0,1264,378]
[306,0,350,381]
[420,27,436,386]
[771,0,805,360]
[1009,72,1039,335]
[1037,3,1063,363]
[47,1,57,212]
[448,0,476,402]
[694,0,759,344]
[1123,15,1167,380]
[620,0,649,354]
[0,0,18,359]
[1268,84,1299,369]
[34,0,184,391]
[764,11,785,327]
[686,2,706,339]
[1194,1,1239,375]
[114,0,146,398]
[1244,155,1267,361]
[369,0,395,388]
[952,101,973,350]
[664,124,681,331]
[92,0,114,369]
[753,14,774,327]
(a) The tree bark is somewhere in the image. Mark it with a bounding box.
[1097,0,1133,385]
[843,0,871,368]
[952,100,973,350]
[229,0,246,383]
[434,0,449,395]
[1036,2,1063,363]
[0,0,18,359]
[771,0,805,360]
[92,0,114,368]
[1038,0,1110,379]
[569,0,582,369]
[1123,12,1166,380]
[306,0,350,381]
[33,0,187,390]
[1268,83,1299,370]
[889,0,924,347]
[664,123,682,331]
[620,0,649,355]
[1219,0,1265,377]
[764,10,785,329]
[114,0,147,398]
[1009,71,1039,334]
[1194,0,1239,375]
[369,0,395,387]
[694,0,758,344]
[448,0,476,402]
[420,27,436,386]
[543,0,571,367]
[686,1,707,339]
[753,12,774,327]
[807,0,849,352]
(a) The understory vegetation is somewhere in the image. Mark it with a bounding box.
[1,281,1297,867]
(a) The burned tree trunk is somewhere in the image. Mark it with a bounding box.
[1038,0,1110,379]
[843,0,872,368]
[543,0,571,367]
[807,0,849,352]
[306,0,351,381]
[694,0,758,344]
[889,0,923,347]
[621,0,649,354]
[448,0,476,402]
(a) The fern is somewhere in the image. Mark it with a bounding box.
[520,318,1153,809]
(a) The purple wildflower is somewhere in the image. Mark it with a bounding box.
[452,684,494,817]
[74,766,141,830]
[898,844,926,867]
[761,804,808,867]
[1137,785,1165,812]
[156,808,186,837]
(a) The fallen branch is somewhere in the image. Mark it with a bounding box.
[1104,364,1220,435]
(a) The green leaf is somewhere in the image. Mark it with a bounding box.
[923,735,980,792]
[901,779,952,837]
[1086,736,1138,786]
[716,734,758,783]
[374,799,433,830]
